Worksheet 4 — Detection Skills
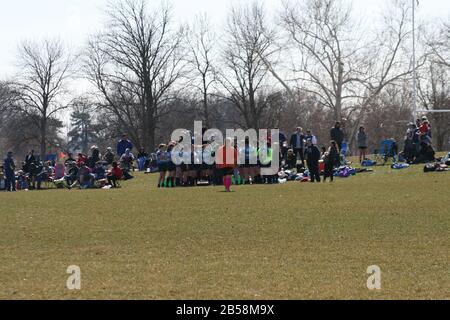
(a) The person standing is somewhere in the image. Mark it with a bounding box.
[3,152,16,192]
[305,139,321,183]
[290,127,305,166]
[117,134,133,157]
[305,129,318,146]
[275,128,288,161]
[357,126,368,164]
[216,138,237,192]
[24,150,36,174]
[323,141,340,183]
[330,122,344,151]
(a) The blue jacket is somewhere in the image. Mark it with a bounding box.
[117,139,133,156]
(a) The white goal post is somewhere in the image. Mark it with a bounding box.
[415,110,450,114]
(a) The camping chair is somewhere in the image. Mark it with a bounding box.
[379,139,398,164]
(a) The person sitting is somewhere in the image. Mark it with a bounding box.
[76,153,88,167]
[93,161,106,181]
[90,161,107,188]
[403,123,417,163]
[107,161,123,188]
[284,149,297,170]
[77,162,94,189]
[63,161,79,188]
[103,147,115,166]
[16,170,29,190]
[36,161,54,190]
[86,146,101,169]
[64,152,76,165]
[414,138,436,164]
[27,162,41,190]
[137,147,149,171]
[120,148,135,180]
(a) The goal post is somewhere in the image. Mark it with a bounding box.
[415,110,450,114]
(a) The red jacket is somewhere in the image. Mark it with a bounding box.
[108,166,123,179]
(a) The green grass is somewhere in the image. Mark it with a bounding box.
[0,160,449,300]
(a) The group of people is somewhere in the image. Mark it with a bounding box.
[0,134,137,192]
[151,123,349,190]
[1,119,439,192]
[402,116,436,164]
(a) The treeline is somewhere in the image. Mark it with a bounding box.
[1,0,450,159]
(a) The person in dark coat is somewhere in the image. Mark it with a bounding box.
[3,151,16,192]
[275,128,288,160]
[117,134,133,157]
[323,141,340,183]
[289,127,305,166]
[86,147,101,169]
[305,139,321,183]
[330,122,344,150]
[24,150,36,174]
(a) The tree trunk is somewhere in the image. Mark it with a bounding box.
[202,77,210,128]
[40,117,47,159]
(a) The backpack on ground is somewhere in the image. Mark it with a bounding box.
[424,163,438,172]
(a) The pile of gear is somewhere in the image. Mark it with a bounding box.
[423,152,450,173]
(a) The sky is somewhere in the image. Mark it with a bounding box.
[1,0,449,79]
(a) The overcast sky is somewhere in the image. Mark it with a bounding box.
[0,0,449,79]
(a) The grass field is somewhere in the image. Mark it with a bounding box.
[0,159,449,300]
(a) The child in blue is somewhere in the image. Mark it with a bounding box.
[17,171,29,190]
[93,161,106,180]
[3,152,16,192]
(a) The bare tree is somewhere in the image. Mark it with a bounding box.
[428,21,450,68]
[187,14,217,128]
[217,2,278,130]
[13,39,73,157]
[85,0,186,151]
[280,0,419,149]
[417,61,450,151]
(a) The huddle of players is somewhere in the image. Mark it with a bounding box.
[154,138,276,188]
